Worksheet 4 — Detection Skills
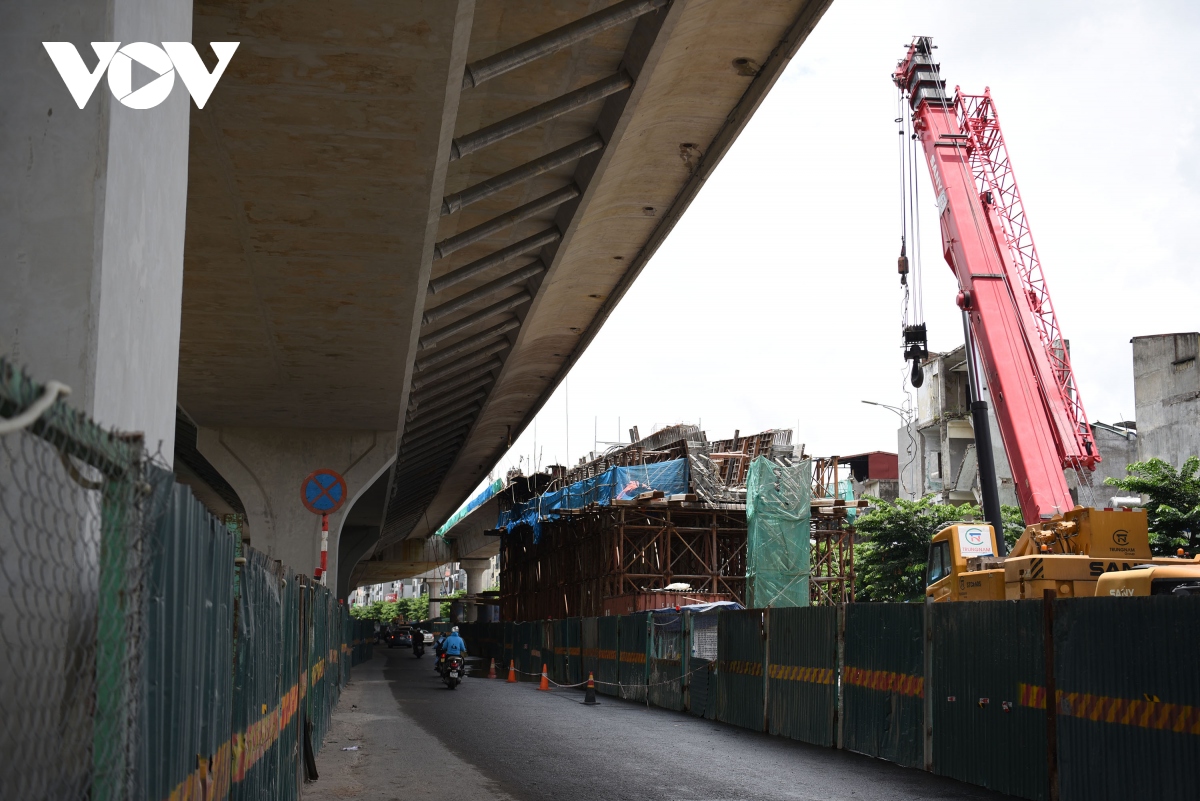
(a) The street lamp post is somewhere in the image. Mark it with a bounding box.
[862,400,916,499]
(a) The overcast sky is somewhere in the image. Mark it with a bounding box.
[482,0,1200,491]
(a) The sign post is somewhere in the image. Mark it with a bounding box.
[301,469,347,585]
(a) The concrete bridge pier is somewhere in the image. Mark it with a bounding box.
[461,558,491,622]
[428,581,443,620]
[196,427,395,584]
[1,0,194,459]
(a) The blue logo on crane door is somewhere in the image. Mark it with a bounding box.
[301,469,346,514]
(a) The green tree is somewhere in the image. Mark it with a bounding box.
[1105,457,1200,556]
[348,600,400,622]
[999,505,1026,549]
[396,594,430,623]
[854,497,1023,602]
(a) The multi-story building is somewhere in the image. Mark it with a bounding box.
[1132,332,1200,469]
[899,345,1138,511]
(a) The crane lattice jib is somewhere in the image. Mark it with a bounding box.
[955,91,1099,469]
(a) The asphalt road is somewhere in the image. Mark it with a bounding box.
[307,649,1016,801]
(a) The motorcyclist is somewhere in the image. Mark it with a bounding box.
[439,627,467,678]
[411,628,424,656]
[443,627,466,658]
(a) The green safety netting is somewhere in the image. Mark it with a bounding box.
[745,456,812,608]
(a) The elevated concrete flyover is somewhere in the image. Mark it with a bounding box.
[173,0,832,593]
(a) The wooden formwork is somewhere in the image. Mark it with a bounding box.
[499,505,747,621]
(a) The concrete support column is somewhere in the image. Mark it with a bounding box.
[428,580,442,620]
[197,427,395,580]
[461,558,490,622]
[2,0,195,459]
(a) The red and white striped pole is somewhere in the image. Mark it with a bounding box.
[318,513,329,584]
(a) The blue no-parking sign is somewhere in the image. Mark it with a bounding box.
[301,469,346,515]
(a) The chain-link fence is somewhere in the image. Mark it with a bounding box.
[0,360,372,800]
[0,359,151,800]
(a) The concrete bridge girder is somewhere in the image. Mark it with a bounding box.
[167,0,832,595]
[356,0,832,589]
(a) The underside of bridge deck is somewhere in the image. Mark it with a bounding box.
[173,0,831,594]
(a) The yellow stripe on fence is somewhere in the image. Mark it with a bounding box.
[768,664,835,685]
[553,646,582,656]
[719,660,763,677]
[842,666,924,698]
[160,648,349,801]
[1018,683,1200,735]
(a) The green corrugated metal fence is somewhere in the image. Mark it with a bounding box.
[140,483,360,801]
[597,617,620,696]
[513,621,534,680]
[533,621,549,680]
[502,620,514,673]
[1055,596,1200,801]
[648,613,684,711]
[717,610,765,731]
[687,612,718,719]
[842,603,923,765]
[930,601,1047,800]
[557,618,581,686]
[477,597,1197,801]
[768,606,837,746]
[580,616,599,684]
[141,481,235,801]
[618,613,648,702]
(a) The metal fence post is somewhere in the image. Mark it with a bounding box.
[835,603,845,750]
[923,601,933,771]
[762,608,771,733]
[645,613,652,708]
[1043,590,1059,801]
[682,610,691,712]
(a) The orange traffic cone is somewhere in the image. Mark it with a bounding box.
[584,672,598,705]
[487,658,497,679]
[538,663,551,691]
[506,660,518,683]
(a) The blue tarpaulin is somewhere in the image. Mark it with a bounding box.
[435,478,503,537]
[499,459,689,542]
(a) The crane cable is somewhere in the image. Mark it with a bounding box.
[897,87,925,328]
[893,86,919,492]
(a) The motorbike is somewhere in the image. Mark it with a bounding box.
[440,654,465,690]
[412,631,425,658]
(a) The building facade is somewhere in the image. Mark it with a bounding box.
[1132,332,1200,469]
[899,345,1139,510]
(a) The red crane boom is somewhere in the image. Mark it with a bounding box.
[894,37,1099,524]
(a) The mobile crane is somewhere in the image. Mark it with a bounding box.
[891,37,1200,600]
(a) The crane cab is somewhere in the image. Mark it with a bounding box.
[925,522,1006,602]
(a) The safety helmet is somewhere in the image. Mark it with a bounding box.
[451,626,459,633]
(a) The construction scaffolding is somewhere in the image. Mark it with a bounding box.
[497,426,800,621]
[498,504,748,621]
[808,456,864,605]
[495,426,867,619]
